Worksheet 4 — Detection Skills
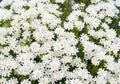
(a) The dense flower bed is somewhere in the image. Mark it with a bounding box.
[0,0,120,84]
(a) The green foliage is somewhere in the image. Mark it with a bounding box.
[0,19,12,27]
[7,70,29,83]
[66,63,77,72]
[5,5,11,10]
[70,28,80,38]
[20,37,35,46]
[106,51,120,62]
[87,60,106,76]
[50,0,55,3]
[116,28,120,36]
[34,54,44,63]
[68,65,77,72]
[0,43,9,47]
[37,14,42,19]
[89,35,103,46]
[19,27,35,46]
[80,25,88,34]
[17,75,29,83]
[116,52,120,62]
[31,80,39,84]
[59,1,72,23]
[76,42,85,62]
[27,18,31,23]
[52,33,58,41]
[9,50,17,59]
[78,16,84,21]
[17,28,24,40]
[22,5,30,10]
[28,27,35,33]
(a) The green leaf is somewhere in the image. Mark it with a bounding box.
[9,50,17,59]
[70,28,80,38]
[87,60,98,76]
[37,14,42,19]
[89,35,103,46]
[50,0,55,3]
[116,28,120,36]
[0,19,12,27]
[31,80,39,84]
[27,18,31,23]
[4,5,11,10]
[68,65,77,72]
[98,60,106,68]
[76,42,85,62]
[80,25,88,34]
[22,6,30,10]
[59,1,72,23]
[34,54,44,63]
[0,43,9,47]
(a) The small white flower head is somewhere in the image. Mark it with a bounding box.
[49,58,61,71]
[55,0,65,3]
[118,21,120,26]
[67,79,83,84]
[115,0,120,6]
[21,79,31,84]
[30,42,40,53]
[91,0,101,4]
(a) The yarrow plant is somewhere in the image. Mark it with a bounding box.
[0,0,120,84]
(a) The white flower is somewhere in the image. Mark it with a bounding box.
[74,21,84,30]
[0,0,120,83]
[30,42,40,53]
[95,77,107,84]
[91,0,101,4]
[55,27,65,35]
[7,78,18,84]
[84,17,101,28]
[91,57,100,65]
[61,56,72,64]
[97,69,107,78]
[105,18,112,24]
[64,22,74,30]
[68,79,83,84]
[55,0,65,3]
[115,0,120,6]
[109,78,118,84]
[0,9,12,21]
[0,78,7,84]
[38,77,49,84]
[86,5,97,16]
[16,66,31,75]
[72,4,81,10]
[31,70,43,79]
[49,58,61,71]
[118,21,120,26]
[106,9,115,17]
[53,71,65,80]
[21,79,31,84]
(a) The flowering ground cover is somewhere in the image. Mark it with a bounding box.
[0,0,120,84]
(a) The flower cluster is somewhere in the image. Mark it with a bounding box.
[0,0,120,84]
